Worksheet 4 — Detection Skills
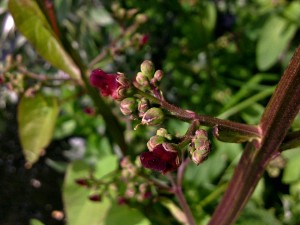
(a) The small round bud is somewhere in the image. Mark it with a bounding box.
[138,98,149,117]
[116,73,131,87]
[156,128,172,140]
[189,148,209,165]
[135,14,148,24]
[188,129,211,165]
[75,178,89,187]
[193,130,210,150]
[152,70,164,83]
[120,97,137,116]
[140,60,155,79]
[136,72,149,87]
[147,135,165,151]
[142,107,164,126]
[116,8,126,19]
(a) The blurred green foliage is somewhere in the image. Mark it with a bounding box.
[1,0,300,224]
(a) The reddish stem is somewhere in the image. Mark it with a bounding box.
[209,45,300,225]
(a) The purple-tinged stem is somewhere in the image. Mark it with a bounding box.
[168,174,197,225]
[135,89,260,141]
[209,45,300,225]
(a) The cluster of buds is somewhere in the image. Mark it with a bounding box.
[90,60,165,126]
[188,129,211,165]
[135,60,164,89]
[89,61,213,175]
[110,3,149,53]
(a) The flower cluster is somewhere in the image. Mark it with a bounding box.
[89,61,212,175]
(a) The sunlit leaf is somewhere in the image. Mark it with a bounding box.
[282,148,300,184]
[256,15,297,71]
[30,219,45,225]
[18,93,59,165]
[104,204,151,225]
[8,0,81,80]
[63,160,111,225]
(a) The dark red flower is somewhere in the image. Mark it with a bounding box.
[90,69,130,100]
[140,34,149,46]
[75,178,89,187]
[83,107,95,115]
[89,194,102,202]
[140,143,180,174]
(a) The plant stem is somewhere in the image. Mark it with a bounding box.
[209,45,300,225]
[135,88,260,141]
[168,174,197,225]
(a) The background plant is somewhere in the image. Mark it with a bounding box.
[1,0,300,225]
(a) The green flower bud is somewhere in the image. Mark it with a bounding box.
[152,70,164,83]
[188,129,211,165]
[138,98,149,117]
[156,128,172,140]
[135,14,148,24]
[142,107,164,126]
[120,98,137,116]
[147,135,165,151]
[136,72,149,87]
[116,73,131,86]
[140,60,155,79]
[189,148,209,165]
[193,130,210,150]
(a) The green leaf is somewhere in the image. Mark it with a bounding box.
[282,148,300,184]
[8,0,80,80]
[63,160,111,225]
[104,204,151,225]
[30,219,45,225]
[18,93,59,165]
[93,155,118,179]
[256,15,297,71]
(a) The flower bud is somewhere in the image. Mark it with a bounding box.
[138,98,149,117]
[193,130,210,150]
[188,129,211,165]
[75,178,89,187]
[147,135,165,151]
[142,107,164,126]
[135,14,148,24]
[156,128,172,140]
[136,72,149,87]
[120,97,137,116]
[89,194,102,202]
[140,60,155,79]
[152,70,164,84]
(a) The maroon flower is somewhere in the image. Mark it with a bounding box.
[83,107,95,116]
[139,34,149,46]
[75,178,89,187]
[90,69,130,100]
[89,194,102,202]
[140,143,180,174]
